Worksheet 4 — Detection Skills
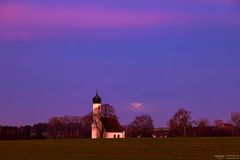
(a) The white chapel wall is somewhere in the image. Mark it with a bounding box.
[105,131,125,138]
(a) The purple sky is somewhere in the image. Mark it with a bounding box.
[0,0,240,127]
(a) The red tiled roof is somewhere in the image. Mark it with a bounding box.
[101,118,124,132]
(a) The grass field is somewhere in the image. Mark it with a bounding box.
[0,138,240,160]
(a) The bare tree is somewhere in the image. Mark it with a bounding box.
[127,114,154,137]
[231,112,240,127]
[80,112,92,138]
[48,117,64,137]
[93,116,104,138]
[169,108,192,136]
[194,118,209,136]
[101,104,117,119]
[196,118,209,128]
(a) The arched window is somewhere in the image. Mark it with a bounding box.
[113,134,116,138]
[117,134,120,138]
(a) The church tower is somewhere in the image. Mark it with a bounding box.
[91,91,102,139]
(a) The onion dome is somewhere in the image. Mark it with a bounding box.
[93,91,101,104]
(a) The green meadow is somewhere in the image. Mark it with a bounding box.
[0,138,239,160]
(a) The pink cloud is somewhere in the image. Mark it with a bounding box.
[0,3,239,41]
[0,4,186,28]
[130,102,143,109]
[0,4,193,40]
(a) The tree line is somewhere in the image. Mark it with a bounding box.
[168,108,240,137]
[1,105,240,140]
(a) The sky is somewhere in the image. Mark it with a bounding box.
[0,0,240,127]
